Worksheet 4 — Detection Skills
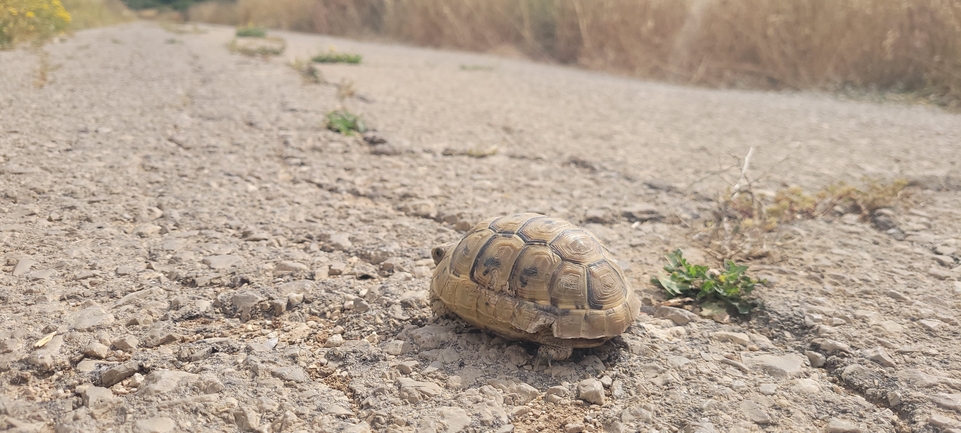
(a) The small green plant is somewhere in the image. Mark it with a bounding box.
[312,50,362,64]
[651,249,761,315]
[325,109,366,135]
[235,26,266,38]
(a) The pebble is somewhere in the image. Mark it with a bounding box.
[112,336,139,352]
[577,378,605,405]
[102,361,140,387]
[655,306,699,325]
[203,255,243,269]
[13,257,37,276]
[743,353,805,377]
[823,418,862,433]
[83,342,110,359]
[68,305,116,331]
[270,366,308,383]
[329,233,352,251]
[861,347,895,367]
[438,407,471,432]
[133,417,177,433]
[739,400,772,425]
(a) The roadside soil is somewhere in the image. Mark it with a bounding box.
[1,21,960,433]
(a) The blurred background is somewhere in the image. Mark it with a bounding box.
[4,0,960,108]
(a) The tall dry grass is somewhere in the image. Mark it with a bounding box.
[187,0,961,106]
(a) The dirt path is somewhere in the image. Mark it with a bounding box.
[1,21,960,433]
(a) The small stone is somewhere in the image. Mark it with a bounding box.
[397,360,418,375]
[739,400,772,425]
[743,353,805,377]
[577,378,605,405]
[412,266,431,278]
[329,233,352,251]
[102,361,140,387]
[438,407,471,432]
[68,305,115,331]
[325,334,345,348]
[133,417,177,433]
[270,366,308,383]
[13,257,37,276]
[824,418,862,432]
[862,347,895,367]
[655,306,698,325]
[804,350,827,368]
[920,319,944,331]
[83,342,110,359]
[758,383,777,395]
[203,255,243,269]
[112,336,139,352]
[328,262,347,276]
[275,261,308,272]
[712,331,752,346]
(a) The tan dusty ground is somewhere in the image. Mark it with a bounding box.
[1,21,961,433]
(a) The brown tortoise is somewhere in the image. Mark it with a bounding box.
[430,213,640,361]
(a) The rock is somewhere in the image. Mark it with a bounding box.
[112,336,139,352]
[739,400,772,425]
[621,204,662,222]
[133,417,177,433]
[398,378,442,403]
[824,418,862,432]
[102,361,140,387]
[577,378,605,405]
[655,306,698,325]
[270,366,308,383]
[412,265,431,278]
[140,370,199,396]
[712,331,751,346]
[80,386,116,413]
[932,394,961,412]
[203,255,243,269]
[275,261,308,272]
[805,350,826,367]
[743,353,805,377]
[862,347,895,367]
[329,233,352,251]
[68,305,115,331]
[83,342,110,359]
[13,257,37,276]
[438,407,471,433]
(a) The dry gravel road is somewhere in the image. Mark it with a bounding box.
[1,21,961,433]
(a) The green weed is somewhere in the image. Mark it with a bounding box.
[651,249,761,315]
[325,109,366,135]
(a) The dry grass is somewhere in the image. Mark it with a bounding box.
[187,0,961,107]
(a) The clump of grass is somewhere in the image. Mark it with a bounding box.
[1,0,72,49]
[235,25,266,38]
[325,109,366,135]
[226,36,285,57]
[652,249,762,315]
[289,58,324,84]
[312,50,362,64]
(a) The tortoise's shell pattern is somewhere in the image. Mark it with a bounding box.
[431,213,640,347]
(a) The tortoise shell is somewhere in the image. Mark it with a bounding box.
[430,213,640,349]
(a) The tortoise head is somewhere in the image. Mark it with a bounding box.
[431,242,457,266]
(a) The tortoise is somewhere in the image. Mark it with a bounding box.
[430,213,640,361]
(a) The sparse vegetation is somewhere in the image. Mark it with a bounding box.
[235,25,265,37]
[652,249,762,315]
[226,36,285,57]
[289,58,324,84]
[325,108,366,135]
[311,50,361,64]
[185,0,961,108]
[1,0,72,49]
